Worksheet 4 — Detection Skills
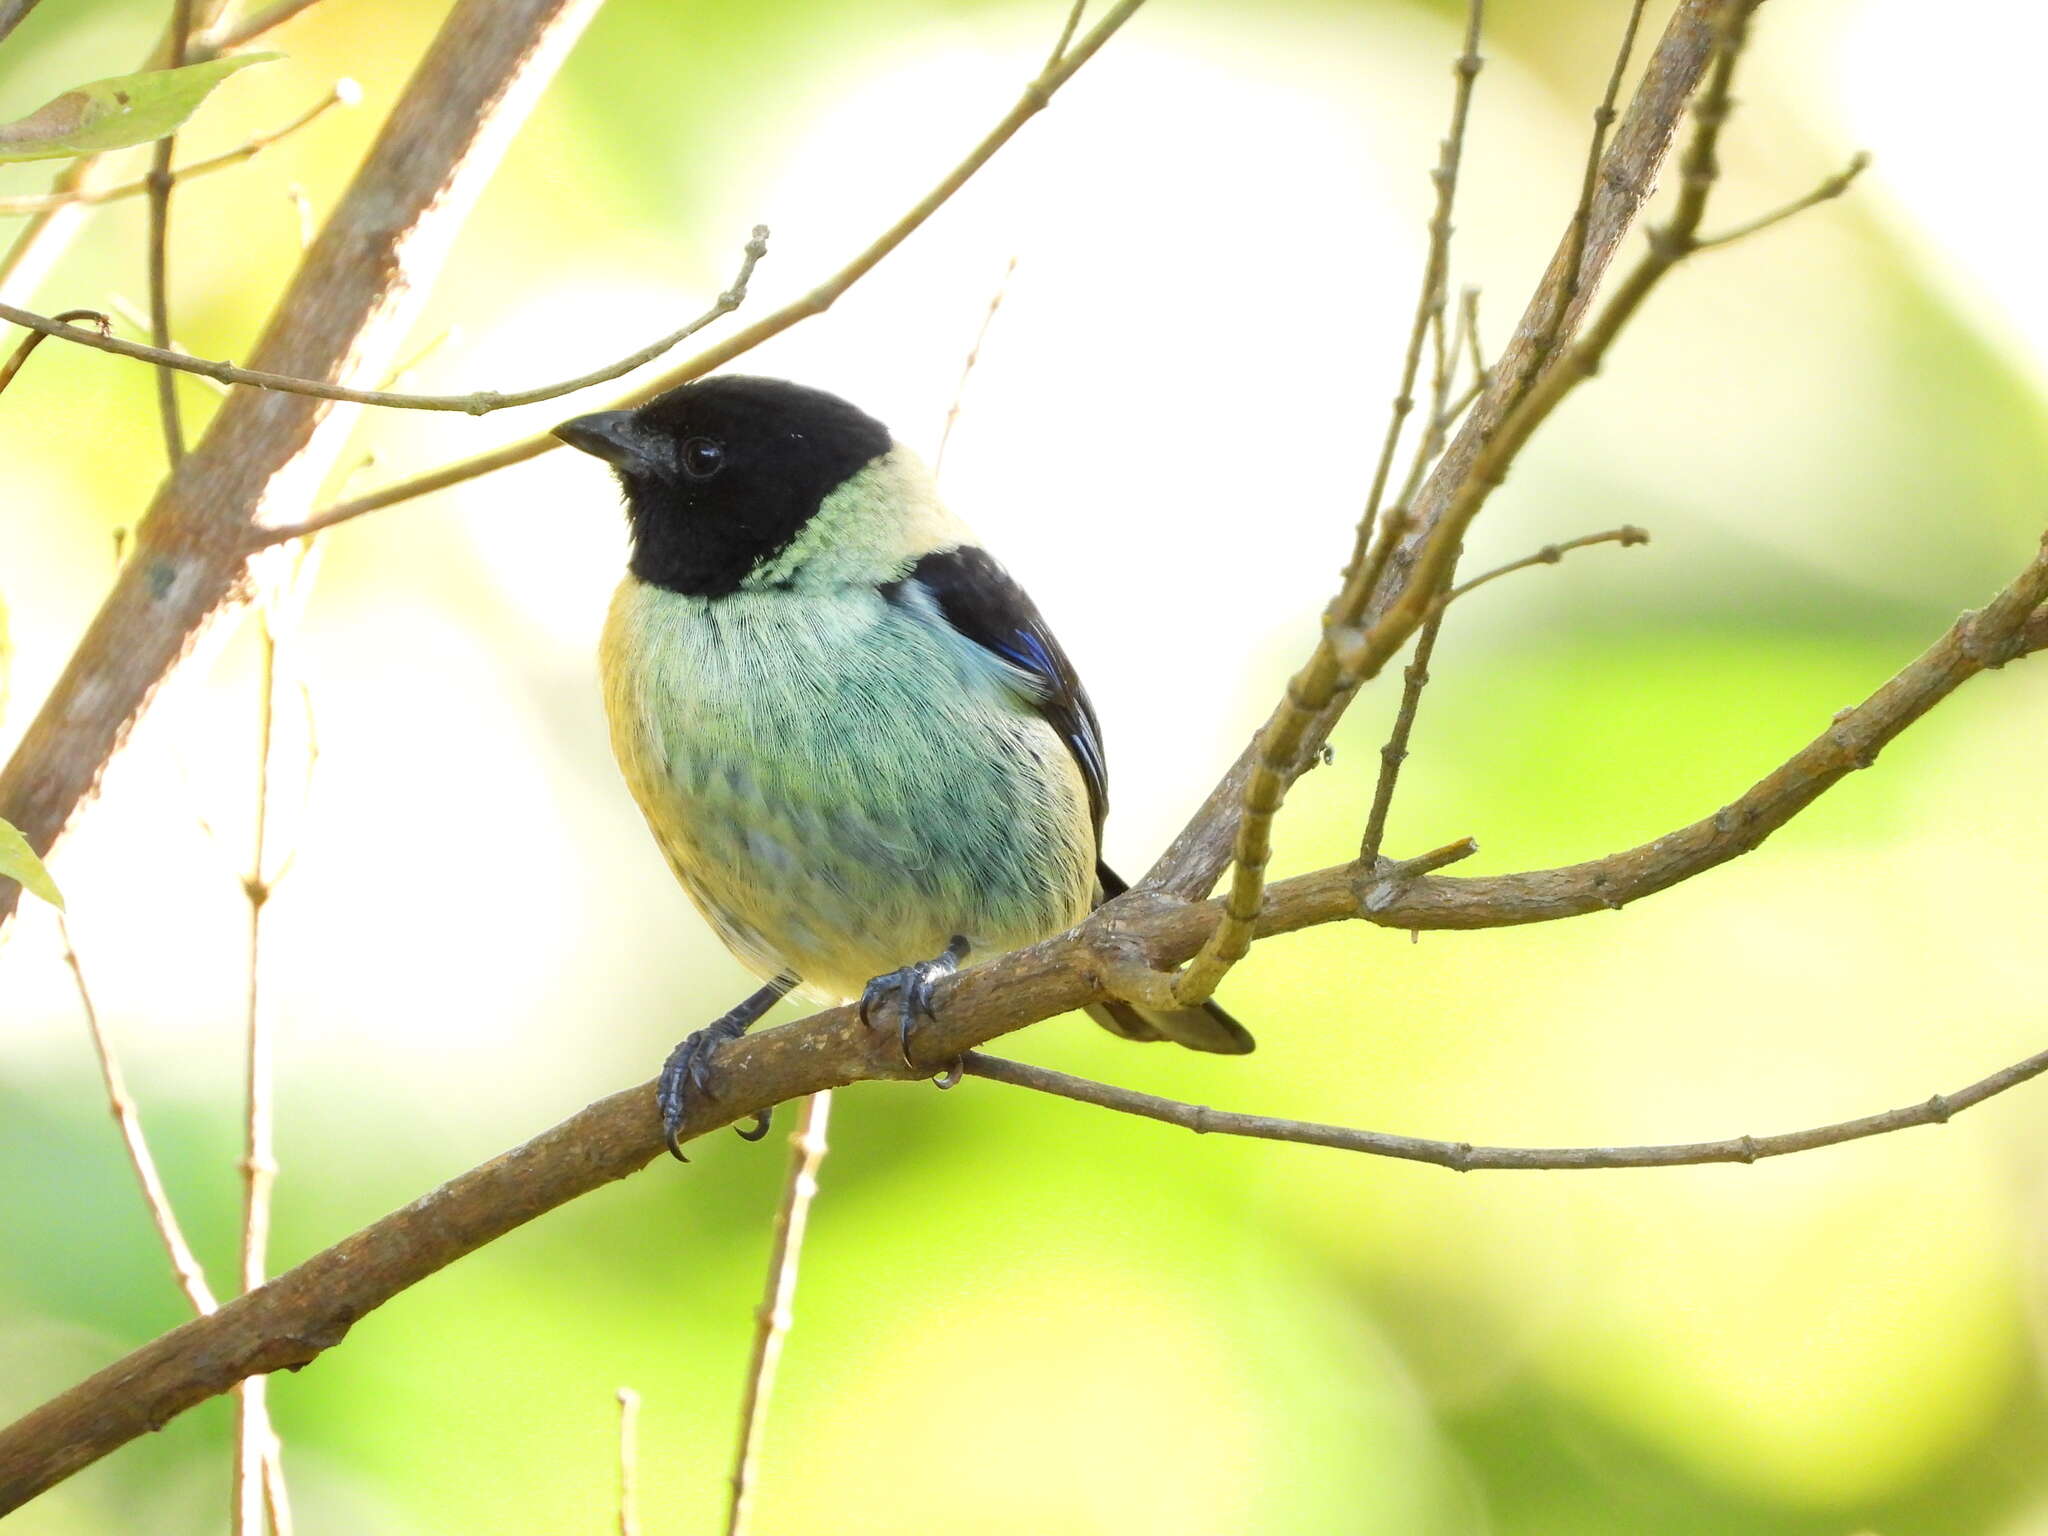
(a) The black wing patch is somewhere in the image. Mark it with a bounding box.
[885,545,1108,841]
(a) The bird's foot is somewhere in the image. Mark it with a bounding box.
[859,935,970,1079]
[657,1010,767,1161]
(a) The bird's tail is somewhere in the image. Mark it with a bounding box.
[1085,863,1256,1055]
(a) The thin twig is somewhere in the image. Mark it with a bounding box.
[1338,0,1484,585]
[0,309,108,400]
[1045,0,1087,69]
[615,1388,640,1536]
[1693,152,1871,251]
[1359,265,1475,871]
[0,225,770,419]
[56,915,220,1314]
[1420,289,1488,444]
[1526,0,1650,381]
[102,293,233,395]
[932,256,1015,480]
[227,540,319,1536]
[960,1044,2048,1171]
[1357,615,1445,869]
[1456,286,1486,399]
[260,1446,292,1536]
[147,0,200,464]
[59,908,295,1529]
[231,587,285,1536]
[1440,524,1649,607]
[251,0,1153,549]
[0,85,361,217]
[725,1091,832,1536]
[227,547,317,1536]
[192,0,329,59]
[1177,0,1484,1006]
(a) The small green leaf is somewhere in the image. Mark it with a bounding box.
[0,53,281,163]
[0,817,60,909]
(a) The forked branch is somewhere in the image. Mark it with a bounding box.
[4,523,2045,1512]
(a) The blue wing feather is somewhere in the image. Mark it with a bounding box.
[883,545,1108,842]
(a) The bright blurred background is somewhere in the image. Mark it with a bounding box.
[4,0,2048,1530]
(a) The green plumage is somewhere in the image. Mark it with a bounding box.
[600,473,1095,1003]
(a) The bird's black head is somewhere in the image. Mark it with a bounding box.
[554,375,892,597]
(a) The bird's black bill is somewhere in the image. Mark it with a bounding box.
[553,409,660,476]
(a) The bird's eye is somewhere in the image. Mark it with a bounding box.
[680,436,725,480]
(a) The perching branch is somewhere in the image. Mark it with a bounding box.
[0,225,768,417]
[250,0,1153,548]
[0,0,608,927]
[4,525,2045,1513]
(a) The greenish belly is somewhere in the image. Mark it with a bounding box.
[604,583,1096,1001]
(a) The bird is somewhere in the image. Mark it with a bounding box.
[553,375,1253,1157]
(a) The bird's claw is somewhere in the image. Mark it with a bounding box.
[859,936,968,1075]
[656,1012,753,1160]
[858,961,946,1070]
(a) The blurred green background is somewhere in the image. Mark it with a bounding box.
[5,0,2048,1531]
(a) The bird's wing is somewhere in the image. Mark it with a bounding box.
[885,544,1108,841]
